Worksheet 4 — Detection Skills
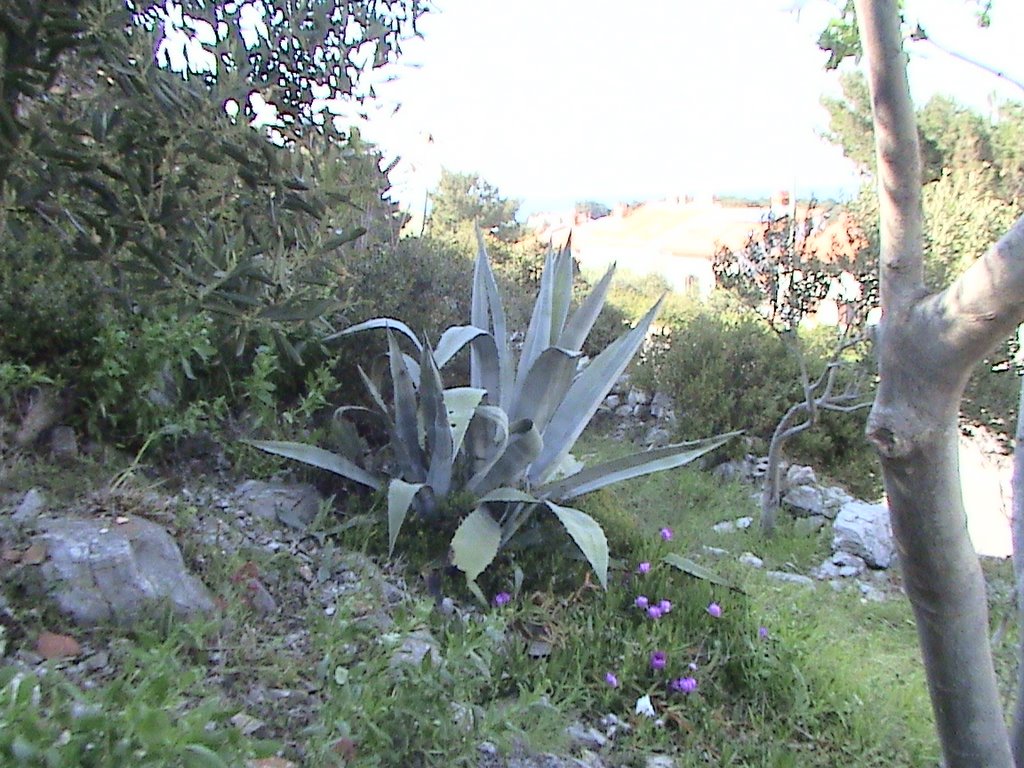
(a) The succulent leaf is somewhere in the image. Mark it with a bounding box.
[388,331,426,482]
[327,317,422,351]
[434,325,489,370]
[509,346,580,433]
[528,296,665,485]
[536,432,740,500]
[387,479,425,555]
[558,263,616,352]
[242,439,381,490]
[450,506,502,584]
[544,501,609,588]
[465,419,542,497]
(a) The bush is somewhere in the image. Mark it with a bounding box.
[634,302,881,496]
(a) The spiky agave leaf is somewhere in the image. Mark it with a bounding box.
[450,506,502,604]
[535,432,741,501]
[528,296,665,485]
[242,440,382,490]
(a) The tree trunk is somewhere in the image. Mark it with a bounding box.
[1012,328,1024,765]
[855,1,1024,764]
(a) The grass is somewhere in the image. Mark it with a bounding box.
[1,433,1015,766]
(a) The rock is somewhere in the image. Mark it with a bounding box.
[35,515,217,625]
[782,485,823,517]
[645,757,677,768]
[738,552,764,568]
[813,551,867,580]
[614,405,633,418]
[49,426,78,464]
[765,571,815,587]
[234,480,322,530]
[820,486,854,519]
[858,581,887,602]
[702,545,729,557]
[643,426,671,447]
[566,722,607,750]
[712,516,752,534]
[785,464,817,489]
[602,394,621,410]
[626,389,650,408]
[388,629,440,670]
[13,488,46,526]
[833,500,894,569]
[15,387,63,447]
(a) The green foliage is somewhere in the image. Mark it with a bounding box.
[249,241,735,598]
[922,169,1018,288]
[0,636,267,767]
[428,169,522,242]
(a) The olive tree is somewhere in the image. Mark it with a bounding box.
[854,1,1024,764]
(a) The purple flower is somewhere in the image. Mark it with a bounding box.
[650,650,667,671]
[604,672,619,688]
[707,601,722,618]
[659,527,674,541]
[635,595,650,610]
[646,605,664,620]
[637,561,652,574]
[658,599,672,614]
[493,592,511,607]
[671,676,698,694]
[759,626,769,639]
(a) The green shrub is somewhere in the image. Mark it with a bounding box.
[634,304,881,496]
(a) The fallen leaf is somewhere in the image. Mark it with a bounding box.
[20,542,47,565]
[36,631,81,660]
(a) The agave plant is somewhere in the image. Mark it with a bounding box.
[247,235,736,601]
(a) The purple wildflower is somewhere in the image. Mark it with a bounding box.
[604,672,619,688]
[759,626,769,639]
[659,527,674,541]
[658,599,672,614]
[646,605,664,620]
[650,650,667,671]
[637,561,652,574]
[707,601,722,618]
[671,676,698,694]
[635,595,650,610]
[493,592,511,607]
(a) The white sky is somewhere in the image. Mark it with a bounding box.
[348,0,1024,216]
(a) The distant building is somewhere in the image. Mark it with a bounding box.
[533,198,765,296]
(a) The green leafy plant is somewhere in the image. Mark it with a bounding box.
[247,238,735,600]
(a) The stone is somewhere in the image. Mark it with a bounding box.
[782,485,824,517]
[566,722,607,750]
[626,389,650,408]
[35,515,217,625]
[388,629,441,670]
[602,394,621,410]
[785,464,817,488]
[858,581,887,602]
[833,500,894,569]
[12,488,46,526]
[614,405,633,418]
[49,426,78,464]
[765,571,815,587]
[234,480,322,530]
[820,486,854,519]
[645,757,677,768]
[712,516,752,533]
[702,545,729,557]
[813,551,867,580]
[643,426,671,447]
[738,552,764,568]
[650,392,676,422]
